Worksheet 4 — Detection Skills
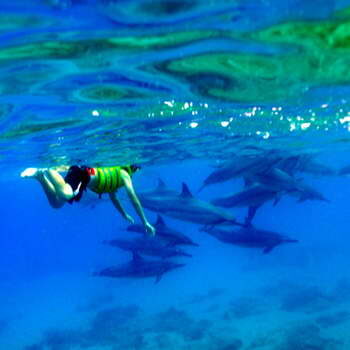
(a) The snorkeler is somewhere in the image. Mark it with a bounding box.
[20,165,156,236]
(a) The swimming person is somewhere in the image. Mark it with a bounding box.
[21,165,156,235]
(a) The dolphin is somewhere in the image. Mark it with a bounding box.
[103,237,192,259]
[127,215,199,247]
[94,252,185,283]
[246,168,301,192]
[139,181,241,226]
[198,151,282,192]
[291,182,330,203]
[211,184,280,208]
[297,158,335,176]
[246,169,329,203]
[201,225,298,254]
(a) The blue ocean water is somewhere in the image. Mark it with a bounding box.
[3,0,350,349]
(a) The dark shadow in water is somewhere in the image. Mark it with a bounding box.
[276,323,341,350]
[316,311,350,329]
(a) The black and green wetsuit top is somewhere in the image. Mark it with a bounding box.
[89,165,137,195]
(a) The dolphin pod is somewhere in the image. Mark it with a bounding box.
[95,149,339,282]
[207,150,332,225]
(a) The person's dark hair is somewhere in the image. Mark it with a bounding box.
[130,164,141,172]
[64,165,90,203]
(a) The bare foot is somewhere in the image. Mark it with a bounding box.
[20,168,39,178]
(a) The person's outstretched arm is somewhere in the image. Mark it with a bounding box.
[119,169,156,236]
[109,192,135,224]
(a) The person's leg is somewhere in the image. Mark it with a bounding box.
[38,171,66,208]
[44,169,74,200]
[21,168,65,208]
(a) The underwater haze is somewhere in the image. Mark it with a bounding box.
[3,0,350,349]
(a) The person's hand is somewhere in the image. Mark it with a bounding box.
[125,214,135,224]
[73,182,82,197]
[144,222,156,236]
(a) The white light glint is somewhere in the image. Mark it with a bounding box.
[321,104,328,108]
[190,122,198,128]
[183,102,190,110]
[290,123,296,131]
[340,116,350,124]
[92,110,100,117]
[164,100,174,107]
[301,122,311,130]
[262,132,270,139]
[221,121,229,127]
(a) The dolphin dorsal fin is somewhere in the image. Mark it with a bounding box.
[132,252,143,263]
[181,183,193,198]
[155,215,166,227]
[157,178,167,191]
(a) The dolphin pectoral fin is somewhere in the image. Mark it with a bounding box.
[155,215,166,227]
[263,245,276,254]
[132,251,143,263]
[245,205,259,226]
[198,184,206,193]
[155,274,163,284]
[156,178,167,192]
[273,193,282,206]
[203,224,214,231]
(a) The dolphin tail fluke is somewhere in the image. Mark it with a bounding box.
[263,245,276,254]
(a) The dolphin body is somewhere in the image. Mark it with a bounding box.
[202,226,298,254]
[104,237,192,259]
[94,252,185,283]
[198,151,283,192]
[139,181,240,226]
[127,215,199,247]
[211,184,280,208]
